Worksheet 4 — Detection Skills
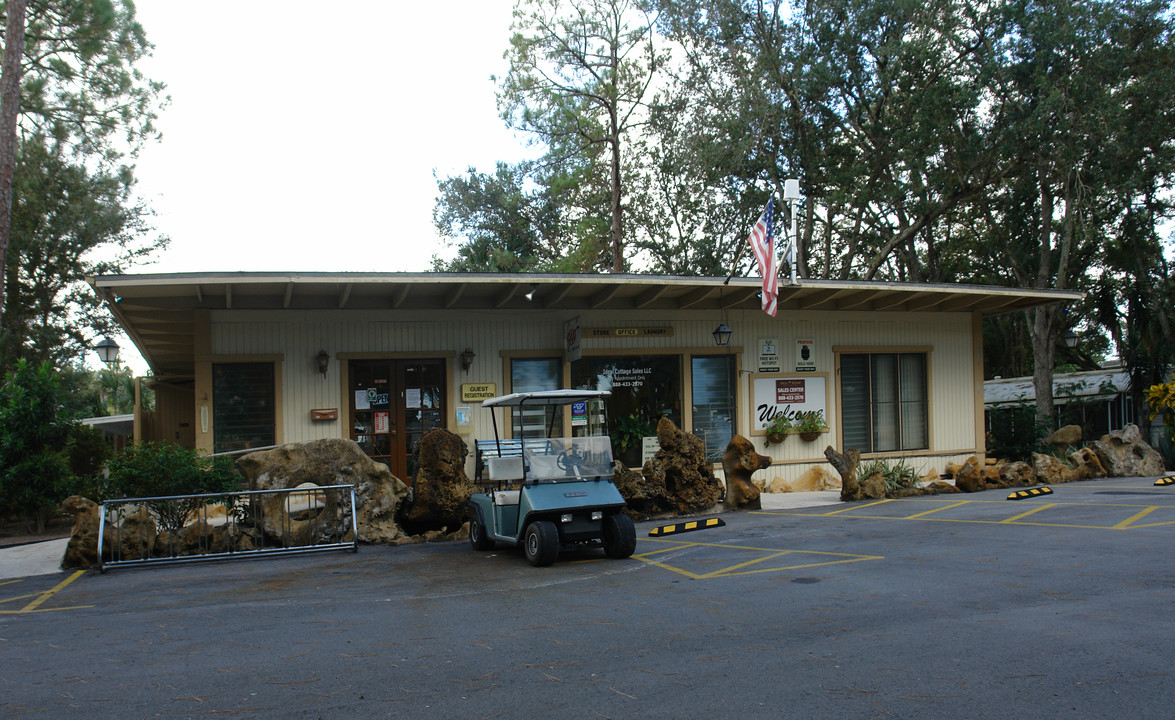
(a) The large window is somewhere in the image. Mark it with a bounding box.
[691,356,736,462]
[840,353,928,453]
[510,357,562,438]
[212,362,275,454]
[572,355,682,467]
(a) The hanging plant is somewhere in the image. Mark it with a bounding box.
[794,410,827,442]
[764,413,792,444]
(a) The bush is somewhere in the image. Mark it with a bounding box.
[0,360,77,532]
[105,442,242,535]
[858,458,920,492]
[986,403,1051,461]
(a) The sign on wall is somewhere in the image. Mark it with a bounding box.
[750,374,828,433]
[758,337,780,373]
[564,316,582,362]
[795,338,816,372]
[461,383,498,402]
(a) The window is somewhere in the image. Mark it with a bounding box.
[572,355,682,467]
[510,358,562,439]
[212,362,275,453]
[691,356,736,462]
[841,353,928,453]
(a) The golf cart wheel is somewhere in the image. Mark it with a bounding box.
[602,513,636,559]
[470,516,494,551]
[524,520,559,567]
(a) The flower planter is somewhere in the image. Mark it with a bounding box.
[766,432,787,444]
[798,430,822,442]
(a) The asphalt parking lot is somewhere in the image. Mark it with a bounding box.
[3,476,1174,719]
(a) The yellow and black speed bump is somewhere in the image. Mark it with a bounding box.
[1007,486,1054,500]
[1155,475,1175,487]
[648,517,726,537]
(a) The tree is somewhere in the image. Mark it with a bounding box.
[498,0,666,272]
[0,0,27,330]
[1,135,164,372]
[0,358,74,532]
[0,0,164,330]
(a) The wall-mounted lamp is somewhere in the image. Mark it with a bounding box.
[1063,330,1079,349]
[712,323,732,347]
[95,336,120,366]
[316,350,330,376]
[524,285,536,301]
[461,348,476,373]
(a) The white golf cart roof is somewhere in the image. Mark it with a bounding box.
[482,389,611,408]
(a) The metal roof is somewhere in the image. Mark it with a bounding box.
[88,271,1082,378]
[984,368,1130,407]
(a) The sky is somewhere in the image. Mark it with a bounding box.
[128,0,532,277]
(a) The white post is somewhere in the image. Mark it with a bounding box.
[783,178,801,285]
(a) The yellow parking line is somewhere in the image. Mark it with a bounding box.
[697,550,793,579]
[905,500,970,519]
[1002,503,1057,523]
[0,571,88,615]
[821,499,892,516]
[1114,506,1159,530]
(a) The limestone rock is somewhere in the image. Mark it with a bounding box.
[927,480,961,494]
[919,468,941,485]
[999,461,1036,488]
[61,495,112,569]
[611,461,666,521]
[954,460,985,493]
[860,471,887,499]
[237,438,408,544]
[1091,425,1166,478]
[401,428,476,534]
[826,446,862,501]
[1068,448,1107,478]
[623,417,722,518]
[111,508,157,561]
[722,434,771,510]
[1049,425,1083,448]
[768,466,840,493]
[1032,453,1069,484]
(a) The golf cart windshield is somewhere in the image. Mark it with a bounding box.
[482,390,614,483]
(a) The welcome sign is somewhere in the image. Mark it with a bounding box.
[751,374,828,433]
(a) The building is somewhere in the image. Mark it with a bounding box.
[89,272,1080,486]
[984,365,1136,440]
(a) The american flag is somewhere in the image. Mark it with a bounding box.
[748,198,777,316]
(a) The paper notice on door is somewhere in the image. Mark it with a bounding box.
[374,411,389,434]
[354,390,370,410]
[406,388,422,409]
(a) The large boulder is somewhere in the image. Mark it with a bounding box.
[768,466,840,493]
[1091,425,1166,477]
[400,428,477,534]
[722,434,771,510]
[1049,425,1084,448]
[826,446,862,501]
[999,461,1037,488]
[639,417,723,516]
[611,419,724,520]
[954,458,986,493]
[237,438,409,544]
[860,471,888,499]
[61,495,111,569]
[1033,452,1069,484]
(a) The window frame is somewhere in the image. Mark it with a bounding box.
[835,347,932,455]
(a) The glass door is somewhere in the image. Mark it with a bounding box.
[350,359,446,481]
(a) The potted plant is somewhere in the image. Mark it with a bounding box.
[764,413,793,444]
[794,410,826,442]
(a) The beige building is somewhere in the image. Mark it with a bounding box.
[90,272,1080,487]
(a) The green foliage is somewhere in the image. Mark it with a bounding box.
[0,360,77,531]
[857,458,920,492]
[104,442,241,535]
[1145,382,1175,445]
[611,412,657,454]
[793,410,826,433]
[765,413,793,435]
[66,422,110,478]
[986,403,1052,462]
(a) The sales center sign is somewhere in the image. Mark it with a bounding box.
[752,374,827,432]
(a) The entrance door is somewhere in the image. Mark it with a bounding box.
[349,359,446,481]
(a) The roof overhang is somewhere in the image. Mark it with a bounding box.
[89,272,1082,378]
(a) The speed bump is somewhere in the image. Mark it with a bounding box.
[648,517,726,537]
[1007,487,1054,500]
[1156,475,1175,487]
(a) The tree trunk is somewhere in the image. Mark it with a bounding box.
[1030,306,1057,426]
[0,0,27,327]
[609,121,623,273]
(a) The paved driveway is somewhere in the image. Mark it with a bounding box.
[2,476,1174,718]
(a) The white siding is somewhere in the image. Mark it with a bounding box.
[209,306,980,483]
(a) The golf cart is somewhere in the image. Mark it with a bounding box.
[468,389,636,566]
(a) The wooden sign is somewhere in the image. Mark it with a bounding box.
[461,383,498,402]
[586,327,675,338]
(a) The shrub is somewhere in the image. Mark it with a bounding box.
[1145,382,1175,446]
[858,458,920,492]
[0,360,77,532]
[105,443,242,534]
[986,403,1051,461]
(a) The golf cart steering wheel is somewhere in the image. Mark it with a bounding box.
[556,448,585,471]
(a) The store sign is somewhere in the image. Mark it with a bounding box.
[586,327,675,338]
[461,383,498,402]
[751,374,827,432]
[758,337,780,373]
[795,338,816,372]
[565,316,582,362]
[571,400,588,427]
